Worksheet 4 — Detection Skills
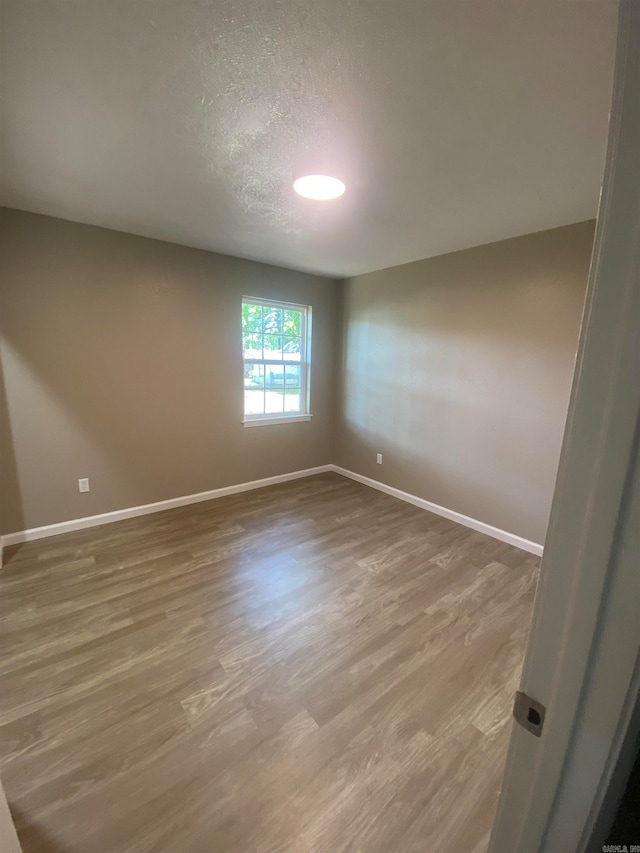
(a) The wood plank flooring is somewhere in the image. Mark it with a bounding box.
[0,472,539,852]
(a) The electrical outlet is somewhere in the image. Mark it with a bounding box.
[78,477,90,493]
[376,453,383,464]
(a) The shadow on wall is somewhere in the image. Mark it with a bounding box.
[0,343,24,537]
[337,223,595,544]
[341,313,556,532]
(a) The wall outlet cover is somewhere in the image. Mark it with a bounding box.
[78,478,90,493]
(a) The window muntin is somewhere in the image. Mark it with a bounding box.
[242,298,310,422]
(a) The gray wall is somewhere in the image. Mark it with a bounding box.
[335,222,594,545]
[0,209,340,534]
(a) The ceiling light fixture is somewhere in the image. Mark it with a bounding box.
[293,174,346,200]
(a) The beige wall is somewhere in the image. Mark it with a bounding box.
[0,210,593,544]
[0,209,340,534]
[335,222,594,545]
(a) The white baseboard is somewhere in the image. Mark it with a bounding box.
[329,465,544,556]
[0,462,543,559]
[0,465,333,550]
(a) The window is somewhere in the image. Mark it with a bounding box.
[242,297,311,425]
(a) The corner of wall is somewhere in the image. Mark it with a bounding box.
[331,276,348,468]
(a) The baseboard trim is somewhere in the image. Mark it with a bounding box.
[0,462,543,558]
[0,465,333,550]
[329,465,544,556]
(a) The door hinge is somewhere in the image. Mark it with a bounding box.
[513,690,546,737]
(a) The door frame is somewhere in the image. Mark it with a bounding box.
[488,2,640,850]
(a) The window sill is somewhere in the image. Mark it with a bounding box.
[242,414,312,428]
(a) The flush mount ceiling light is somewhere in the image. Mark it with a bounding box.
[293,174,346,200]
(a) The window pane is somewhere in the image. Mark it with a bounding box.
[265,364,285,389]
[283,309,302,337]
[244,363,264,390]
[242,303,262,335]
[263,334,283,360]
[245,390,265,415]
[284,390,301,412]
[243,332,262,359]
[244,365,265,416]
[284,364,301,387]
[282,336,301,361]
[265,389,285,414]
[263,306,283,336]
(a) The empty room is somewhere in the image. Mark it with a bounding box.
[2,1,638,852]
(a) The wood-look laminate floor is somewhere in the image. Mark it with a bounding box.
[0,473,539,853]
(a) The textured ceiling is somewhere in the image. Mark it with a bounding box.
[0,1,617,277]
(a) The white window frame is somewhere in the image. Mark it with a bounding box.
[241,296,312,426]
